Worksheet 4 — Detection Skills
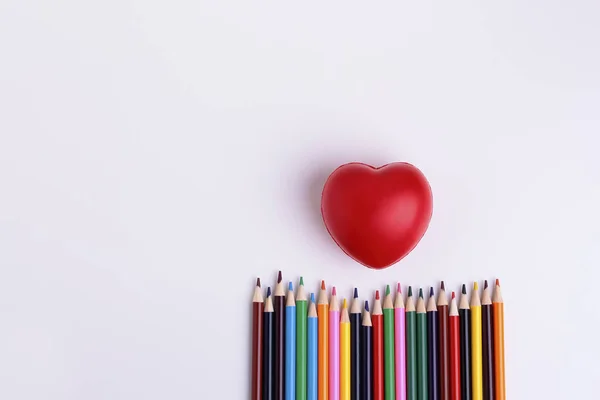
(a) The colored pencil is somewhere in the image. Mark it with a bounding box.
[341,299,351,400]
[372,291,384,400]
[394,283,406,400]
[438,282,450,400]
[448,293,460,400]
[297,278,309,400]
[470,283,483,400]
[330,287,341,400]
[416,289,428,400]
[318,280,329,400]
[350,288,361,400]
[383,285,396,400]
[308,293,318,400]
[252,278,264,400]
[459,285,471,400]
[264,288,275,400]
[405,287,417,400]
[492,280,505,400]
[286,282,297,400]
[481,281,494,400]
[362,301,373,400]
[275,272,286,400]
[427,288,439,400]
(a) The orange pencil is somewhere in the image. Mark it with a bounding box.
[493,280,505,400]
[318,280,329,400]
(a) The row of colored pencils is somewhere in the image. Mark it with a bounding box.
[251,273,505,400]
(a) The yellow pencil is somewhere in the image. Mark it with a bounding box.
[471,282,483,400]
[340,299,351,400]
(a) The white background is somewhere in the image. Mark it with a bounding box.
[1,1,599,399]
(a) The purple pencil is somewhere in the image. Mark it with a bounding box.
[329,286,340,400]
[395,283,407,400]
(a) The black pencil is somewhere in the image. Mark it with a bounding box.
[427,287,439,400]
[263,288,275,400]
[361,301,373,400]
[459,284,471,400]
[274,271,285,400]
[481,281,494,400]
[351,288,362,400]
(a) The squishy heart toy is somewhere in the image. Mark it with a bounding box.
[321,162,433,269]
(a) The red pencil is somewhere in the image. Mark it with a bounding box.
[438,282,450,400]
[372,290,384,400]
[252,278,264,400]
[448,292,461,400]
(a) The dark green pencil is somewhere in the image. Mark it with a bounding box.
[416,288,428,400]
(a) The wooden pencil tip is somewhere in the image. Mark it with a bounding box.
[321,280,326,290]
[256,277,261,287]
[365,300,370,311]
[496,278,500,287]
[408,286,413,296]
[451,291,455,299]
[353,288,359,298]
[277,271,282,283]
[267,287,271,297]
[397,282,402,293]
[332,286,337,296]
[461,284,466,294]
[385,285,390,295]
[375,290,380,300]
[484,280,488,289]
[440,281,445,290]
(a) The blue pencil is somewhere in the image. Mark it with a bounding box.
[286,282,297,400]
[308,293,318,400]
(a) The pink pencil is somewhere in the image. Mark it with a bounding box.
[329,286,340,400]
[394,283,407,400]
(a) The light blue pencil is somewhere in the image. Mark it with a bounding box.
[286,282,297,400]
[307,293,318,400]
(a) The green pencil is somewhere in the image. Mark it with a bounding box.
[406,287,417,400]
[296,277,308,400]
[416,288,428,400]
[383,285,396,400]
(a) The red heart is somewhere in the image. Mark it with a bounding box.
[321,162,433,269]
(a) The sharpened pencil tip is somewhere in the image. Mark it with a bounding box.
[299,276,304,286]
[267,287,271,297]
[397,282,402,293]
[310,293,315,303]
[441,281,445,290]
[343,298,347,308]
[419,288,423,298]
[353,288,359,298]
[451,291,455,299]
[277,271,282,283]
[429,287,434,297]
[473,281,479,291]
[321,280,326,290]
[496,278,500,287]
[288,282,293,291]
[365,300,370,311]
[408,286,413,296]
[462,284,466,294]
[484,280,488,289]
[332,286,337,296]
[375,290,380,300]
[256,278,261,287]
[385,285,390,295]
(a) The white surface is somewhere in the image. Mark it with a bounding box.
[1,1,599,399]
